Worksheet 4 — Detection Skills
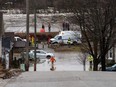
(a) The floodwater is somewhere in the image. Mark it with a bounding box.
[3,14,89,71]
[29,44,89,71]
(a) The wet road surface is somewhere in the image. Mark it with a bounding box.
[29,44,89,71]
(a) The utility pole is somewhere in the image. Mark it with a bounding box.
[0,12,3,58]
[25,0,29,71]
[34,8,37,71]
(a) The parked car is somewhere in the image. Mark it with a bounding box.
[106,64,116,71]
[14,36,27,47]
[14,36,26,42]
[29,50,54,59]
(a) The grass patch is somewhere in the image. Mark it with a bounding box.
[53,45,82,52]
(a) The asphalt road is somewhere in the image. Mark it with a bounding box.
[3,71,116,87]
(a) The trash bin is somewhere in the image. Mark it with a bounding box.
[20,64,25,71]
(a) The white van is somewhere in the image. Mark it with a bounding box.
[50,31,82,44]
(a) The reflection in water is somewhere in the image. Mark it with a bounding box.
[54,52,82,65]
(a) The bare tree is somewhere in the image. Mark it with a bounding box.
[78,51,87,71]
[61,0,116,71]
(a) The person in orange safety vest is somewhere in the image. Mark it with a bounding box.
[40,24,45,33]
[49,56,56,70]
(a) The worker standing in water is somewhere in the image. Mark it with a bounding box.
[49,56,56,71]
[67,37,71,48]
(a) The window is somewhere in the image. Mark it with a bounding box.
[36,51,40,53]
[40,51,46,54]
[17,38,22,41]
[58,36,62,40]
[110,51,112,58]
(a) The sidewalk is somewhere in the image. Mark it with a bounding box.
[0,78,10,87]
[3,71,116,87]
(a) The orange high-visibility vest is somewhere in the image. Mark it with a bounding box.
[50,57,55,62]
[40,28,45,33]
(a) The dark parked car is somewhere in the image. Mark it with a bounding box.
[106,64,116,71]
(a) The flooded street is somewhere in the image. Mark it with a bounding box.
[3,14,89,71]
[29,44,89,71]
